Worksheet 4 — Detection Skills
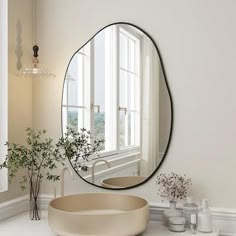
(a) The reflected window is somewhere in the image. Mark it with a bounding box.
[62,44,91,131]
[119,27,140,149]
[63,25,141,156]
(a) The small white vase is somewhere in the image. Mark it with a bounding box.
[163,200,182,226]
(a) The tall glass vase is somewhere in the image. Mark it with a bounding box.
[29,179,40,220]
[163,200,182,226]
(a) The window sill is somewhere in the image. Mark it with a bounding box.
[83,152,141,181]
[96,146,140,159]
[87,149,141,168]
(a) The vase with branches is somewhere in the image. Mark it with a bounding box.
[0,128,66,220]
[156,172,192,226]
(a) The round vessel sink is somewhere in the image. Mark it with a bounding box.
[101,176,147,188]
[48,193,149,236]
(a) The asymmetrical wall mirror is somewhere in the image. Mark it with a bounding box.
[62,23,172,189]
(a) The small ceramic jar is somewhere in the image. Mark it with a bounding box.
[163,201,182,226]
[168,216,186,232]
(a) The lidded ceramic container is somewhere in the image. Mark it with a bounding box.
[168,216,186,232]
[163,201,182,226]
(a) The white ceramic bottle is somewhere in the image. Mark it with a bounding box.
[198,199,213,233]
[183,197,198,228]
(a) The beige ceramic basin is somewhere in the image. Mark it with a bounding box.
[101,176,147,188]
[48,193,149,236]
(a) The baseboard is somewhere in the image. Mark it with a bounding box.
[0,195,29,221]
[0,194,52,221]
[0,195,235,236]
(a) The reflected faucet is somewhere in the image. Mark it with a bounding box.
[92,159,111,183]
[60,167,74,197]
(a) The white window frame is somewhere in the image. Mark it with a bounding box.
[63,25,142,159]
[62,43,91,132]
[0,0,8,192]
[117,25,141,152]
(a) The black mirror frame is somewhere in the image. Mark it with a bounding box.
[61,22,173,190]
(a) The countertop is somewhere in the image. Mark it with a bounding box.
[0,212,219,236]
[142,222,219,236]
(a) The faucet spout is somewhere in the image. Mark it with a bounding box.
[60,166,74,197]
[91,159,111,184]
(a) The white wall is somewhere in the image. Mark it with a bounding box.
[0,0,8,192]
[32,0,236,209]
[0,0,33,203]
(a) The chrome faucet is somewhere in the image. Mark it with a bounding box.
[60,166,74,197]
[91,159,111,183]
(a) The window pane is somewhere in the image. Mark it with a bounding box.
[66,53,84,106]
[94,112,105,151]
[77,53,84,106]
[119,69,127,107]
[119,111,126,148]
[128,38,135,72]
[119,111,136,148]
[128,74,135,110]
[63,107,83,131]
[120,33,128,69]
[128,111,135,146]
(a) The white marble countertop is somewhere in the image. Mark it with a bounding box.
[0,211,219,236]
[142,222,219,236]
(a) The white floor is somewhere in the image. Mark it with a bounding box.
[0,211,218,236]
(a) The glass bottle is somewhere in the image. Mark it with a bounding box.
[163,200,182,226]
[183,197,198,228]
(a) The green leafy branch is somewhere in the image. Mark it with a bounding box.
[57,127,104,172]
[0,128,66,194]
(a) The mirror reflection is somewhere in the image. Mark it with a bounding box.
[62,23,172,189]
